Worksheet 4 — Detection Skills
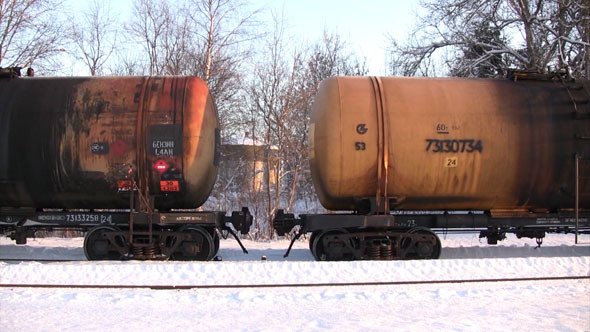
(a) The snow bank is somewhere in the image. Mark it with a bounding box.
[1,234,589,332]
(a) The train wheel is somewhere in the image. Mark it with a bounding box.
[308,231,320,251]
[407,227,442,259]
[84,226,125,260]
[213,230,220,258]
[173,226,215,261]
[311,229,350,261]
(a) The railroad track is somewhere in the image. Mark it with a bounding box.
[1,275,588,290]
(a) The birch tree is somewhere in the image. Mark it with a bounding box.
[185,0,261,137]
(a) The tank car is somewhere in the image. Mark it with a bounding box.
[0,70,252,260]
[275,71,590,261]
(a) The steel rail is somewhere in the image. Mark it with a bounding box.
[0,276,588,290]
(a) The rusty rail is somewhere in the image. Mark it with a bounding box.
[1,275,588,290]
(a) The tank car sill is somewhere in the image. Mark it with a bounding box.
[0,207,253,258]
[274,210,590,234]
[274,209,590,259]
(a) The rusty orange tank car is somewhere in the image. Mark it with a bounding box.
[0,76,218,210]
[0,73,251,261]
[310,75,589,212]
[275,72,590,261]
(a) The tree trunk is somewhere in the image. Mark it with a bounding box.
[287,167,299,212]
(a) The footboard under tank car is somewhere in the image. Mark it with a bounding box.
[274,71,590,261]
[0,68,252,260]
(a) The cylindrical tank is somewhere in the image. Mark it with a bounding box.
[310,76,590,211]
[0,76,219,210]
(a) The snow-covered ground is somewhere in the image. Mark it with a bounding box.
[1,233,589,332]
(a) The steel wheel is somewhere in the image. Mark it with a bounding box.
[311,229,349,261]
[407,227,442,259]
[173,226,215,261]
[83,226,124,260]
[308,231,320,251]
[212,230,220,258]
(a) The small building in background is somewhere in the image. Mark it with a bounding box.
[216,134,279,195]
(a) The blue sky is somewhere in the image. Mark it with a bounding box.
[258,0,419,74]
[66,0,419,75]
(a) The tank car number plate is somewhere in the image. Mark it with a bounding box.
[160,180,180,192]
[425,139,483,153]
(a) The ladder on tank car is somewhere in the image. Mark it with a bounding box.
[570,75,590,244]
[128,168,157,259]
[575,155,590,244]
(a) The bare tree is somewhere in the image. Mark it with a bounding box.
[109,51,146,76]
[388,0,589,78]
[283,31,367,213]
[128,0,173,75]
[127,0,260,136]
[185,0,262,137]
[307,31,368,84]
[161,15,193,75]
[0,0,67,72]
[185,0,260,81]
[248,12,290,238]
[246,22,369,238]
[70,0,118,76]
